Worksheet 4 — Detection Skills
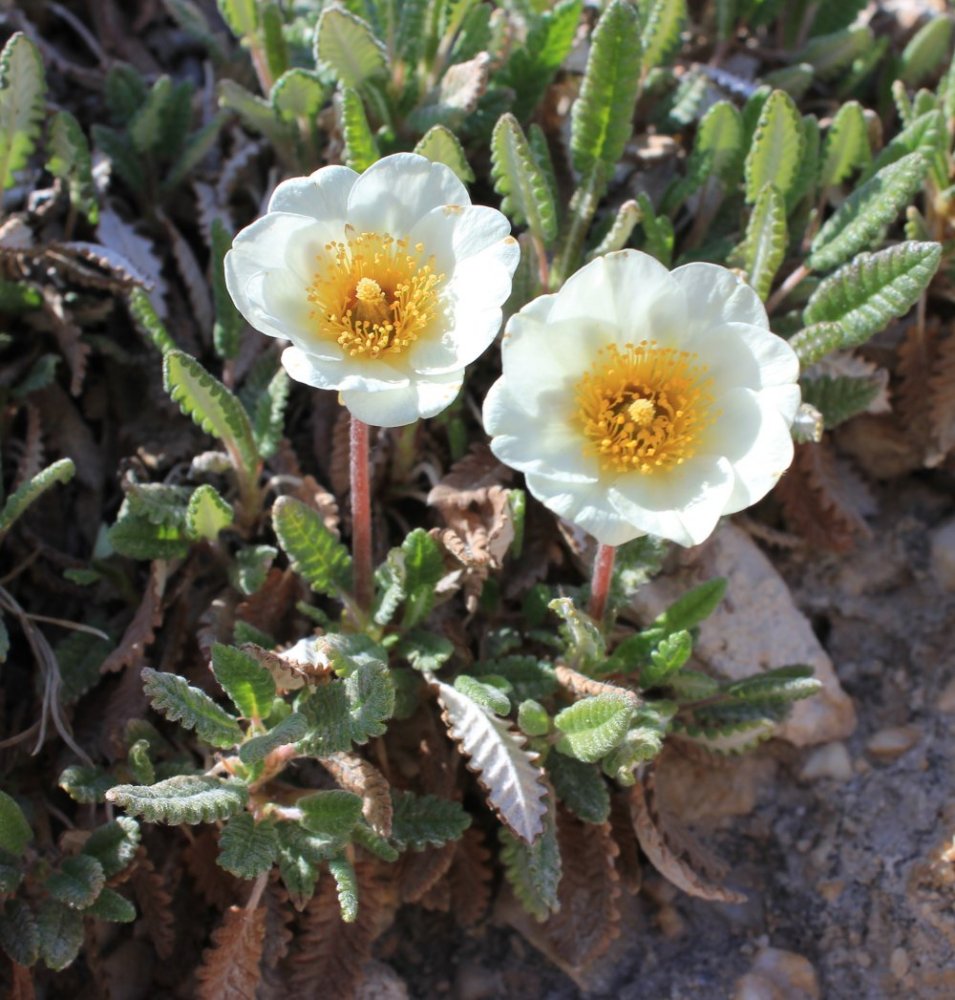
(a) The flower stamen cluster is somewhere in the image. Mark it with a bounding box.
[575,341,715,475]
[307,229,445,360]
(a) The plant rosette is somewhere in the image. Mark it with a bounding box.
[225,152,520,426]
[484,250,801,547]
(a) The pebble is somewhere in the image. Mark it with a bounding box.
[929,518,955,591]
[800,742,853,782]
[733,947,820,1000]
[937,677,955,714]
[817,880,844,903]
[891,947,911,979]
[866,725,921,760]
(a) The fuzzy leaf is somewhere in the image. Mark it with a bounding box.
[276,823,323,906]
[867,110,945,179]
[803,241,942,349]
[46,855,105,910]
[82,818,141,878]
[546,753,610,825]
[298,790,363,844]
[654,578,726,633]
[395,630,454,673]
[108,503,189,561]
[212,643,276,720]
[46,110,99,223]
[695,100,744,187]
[163,350,259,475]
[218,814,279,879]
[640,0,686,72]
[217,0,258,38]
[570,0,642,178]
[142,667,243,748]
[0,899,38,967]
[218,79,295,148]
[251,367,290,460]
[315,6,388,89]
[390,790,471,851]
[818,101,869,190]
[471,656,557,702]
[0,33,45,191]
[185,484,233,541]
[675,714,777,755]
[436,679,547,843]
[36,899,83,972]
[517,699,550,737]
[128,287,176,354]
[238,712,308,765]
[272,496,353,598]
[900,16,954,88]
[491,113,558,246]
[744,89,803,203]
[586,199,640,261]
[400,527,444,629]
[0,459,75,539]
[454,674,511,716]
[85,888,136,923]
[328,855,359,923]
[740,184,787,301]
[639,629,693,688]
[800,374,882,430]
[549,597,605,671]
[57,765,115,805]
[808,153,929,273]
[499,808,561,921]
[107,776,248,824]
[0,791,31,857]
[724,665,822,703]
[271,68,328,122]
[413,125,474,183]
[340,87,379,173]
[800,25,871,79]
[554,694,635,763]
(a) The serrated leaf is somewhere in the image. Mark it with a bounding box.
[129,75,172,154]
[85,888,136,923]
[819,100,869,189]
[808,153,929,273]
[491,113,558,246]
[639,629,693,688]
[640,0,686,72]
[803,241,942,349]
[46,855,105,909]
[900,16,954,88]
[866,109,945,179]
[46,110,99,223]
[740,184,787,301]
[696,100,744,187]
[390,790,471,851]
[298,790,362,843]
[0,459,75,540]
[788,322,844,367]
[635,191,673,266]
[108,503,189,561]
[163,350,259,476]
[723,665,823,703]
[231,544,277,596]
[126,481,192,527]
[58,765,115,805]
[36,899,83,972]
[271,68,328,122]
[654,578,726,633]
[328,855,359,922]
[212,643,276,719]
[0,33,45,191]
[128,286,176,354]
[500,807,561,921]
[554,694,634,763]
[272,495,352,598]
[127,739,155,785]
[472,656,557,702]
[315,6,388,89]
[435,679,547,843]
[185,484,233,541]
[218,79,295,149]
[163,111,227,193]
[276,823,322,907]
[0,899,38,966]
[570,0,642,178]
[218,814,279,879]
[251,367,290,460]
[586,199,639,261]
[800,25,871,79]
[217,0,258,37]
[107,775,248,824]
[674,715,777,755]
[395,629,454,673]
[414,125,474,183]
[800,374,881,429]
[744,89,803,203]
[0,791,31,857]
[142,666,243,748]
[549,597,605,672]
[454,674,511,716]
[340,87,379,173]
[82,818,141,878]
[545,753,610,824]
[400,527,444,628]
[238,711,308,765]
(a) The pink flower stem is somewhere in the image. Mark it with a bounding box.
[588,543,616,624]
[350,416,373,613]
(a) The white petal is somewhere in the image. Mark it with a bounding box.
[760,382,802,424]
[525,474,644,546]
[281,346,409,392]
[346,153,470,235]
[610,455,735,547]
[341,370,463,427]
[712,387,796,513]
[268,165,357,219]
[670,261,769,329]
[408,204,518,275]
[687,321,800,392]
[408,304,504,374]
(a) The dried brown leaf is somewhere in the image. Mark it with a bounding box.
[446,826,493,928]
[96,206,167,317]
[555,664,639,706]
[184,829,243,909]
[101,561,167,673]
[927,327,955,464]
[158,209,214,339]
[7,961,35,1000]
[427,443,512,506]
[12,403,43,492]
[609,790,642,894]
[630,771,745,904]
[195,904,267,1000]
[130,851,177,960]
[40,286,89,396]
[321,752,393,836]
[417,874,452,912]
[261,879,294,970]
[399,841,457,904]
[235,568,301,636]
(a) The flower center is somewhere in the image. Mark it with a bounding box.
[574,341,715,475]
[307,229,445,359]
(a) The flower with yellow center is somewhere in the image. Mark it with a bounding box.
[483,250,801,547]
[225,154,519,426]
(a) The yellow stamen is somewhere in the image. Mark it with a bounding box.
[575,341,715,475]
[306,231,445,359]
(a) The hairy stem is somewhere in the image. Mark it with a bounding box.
[350,415,373,613]
[766,263,810,315]
[588,543,616,624]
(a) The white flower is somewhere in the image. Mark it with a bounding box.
[225,153,519,427]
[483,250,801,547]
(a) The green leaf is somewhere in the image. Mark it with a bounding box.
[570,0,642,178]
[211,218,241,360]
[251,367,290,461]
[129,75,172,154]
[0,791,31,857]
[788,322,845,367]
[315,7,388,89]
[298,790,363,843]
[554,694,635,763]
[218,79,295,149]
[163,350,259,476]
[0,33,45,191]
[491,113,558,246]
[273,496,352,598]
[0,459,75,540]
[395,629,454,673]
[819,100,869,189]
[84,888,136,923]
[900,16,954,88]
[800,374,882,430]
[414,125,474,183]
[586,199,640,261]
[390,790,471,851]
[803,242,942,349]
[46,855,105,909]
[82,818,141,878]
[108,502,189,561]
[400,528,444,628]
[271,68,328,122]
[635,191,673,267]
[261,2,288,80]
[653,578,726,633]
[57,765,115,805]
[46,110,99,224]
[639,629,693,688]
[666,669,719,701]
[231,544,277,596]
[471,656,557,702]
[128,287,176,354]
[0,899,38,966]
[107,775,248,824]
[695,100,744,187]
[601,720,667,781]
[517,699,550,737]
[127,739,155,785]
[744,89,804,204]
[800,25,871,79]
[808,153,930,273]
[340,87,379,173]
[36,899,83,972]
[866,109,945,178]
[239,712,308,765]
[162,110,227,192]
[454,675,511,716]
[724,665,822,704]
[500,809,561,921]
[185,484,233,541]
[549,597,605,672]
[545,753,610,824]
[328,855,359,923]
[218,814,279,879]
[740,184,787,301]
[142,666,243,748]
[640,0,686,72]
[217,0,259,38]
[212,643,276,719]
[276,823,322,907]
[91,124,144,191]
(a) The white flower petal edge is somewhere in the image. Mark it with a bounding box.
[225,153,518,427]
[484,249,801,547]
